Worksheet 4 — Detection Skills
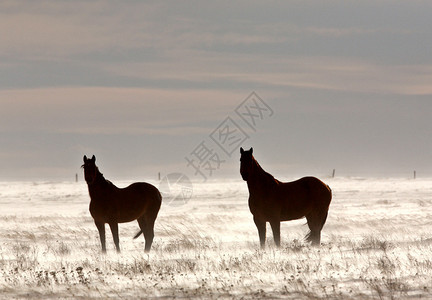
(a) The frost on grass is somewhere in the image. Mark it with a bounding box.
[1,179,432,299]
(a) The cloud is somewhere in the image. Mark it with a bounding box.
[62,126,211,136]
[0,1,156,58]
[304,27,381,38]
[1,1,432,180]
[248,60,432,95]
[0,87,246,135]
[103,52,432,96]
[1,0,431,96]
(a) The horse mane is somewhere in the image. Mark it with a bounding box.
[95,167,112,186]
[252,156,279,184]
[82,164,112,186]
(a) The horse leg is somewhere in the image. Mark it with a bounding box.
[305,217,320,246]
[138,217,155,252]
[253,216,266,249]
[95,221,106,253]
[109,222,120,253]
[306,230,320,245]
[270,220,281,247]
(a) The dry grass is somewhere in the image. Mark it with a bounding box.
[1,220,432,299]
[1,179,432,299]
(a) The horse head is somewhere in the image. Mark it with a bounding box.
[82,155,98,184]
[240,147,254,181]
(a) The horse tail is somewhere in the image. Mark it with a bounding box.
[133,230,143,239]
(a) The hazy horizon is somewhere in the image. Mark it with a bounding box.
[1,1,432,181]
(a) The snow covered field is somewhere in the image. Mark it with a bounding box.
[1,177,432,299]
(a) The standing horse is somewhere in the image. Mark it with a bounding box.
[82,155,161,253]
[240,148,332,247]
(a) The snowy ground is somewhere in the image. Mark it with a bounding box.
[1,177,432,299]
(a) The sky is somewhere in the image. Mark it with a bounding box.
[1,0,432,181]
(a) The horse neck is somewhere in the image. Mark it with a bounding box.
[88,168,109,191]
[248,158,276,188]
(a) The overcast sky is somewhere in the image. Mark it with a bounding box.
[1,1,432,181]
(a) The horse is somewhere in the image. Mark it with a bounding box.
[240,147,332,247]
[82,155,161,253]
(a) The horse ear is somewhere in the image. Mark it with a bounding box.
[240,147,244,154]
[83,155,87,162]
[250,147,253,154]
[91,155,96,162]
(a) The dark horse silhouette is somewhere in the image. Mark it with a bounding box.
[240,148,332,247]
[82,155,161,253]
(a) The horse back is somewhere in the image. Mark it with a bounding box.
[90,181,161,223]
[276,176,331,220]
[123,182,161,198]
[279,177,331,203]
[118,182,162,209]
